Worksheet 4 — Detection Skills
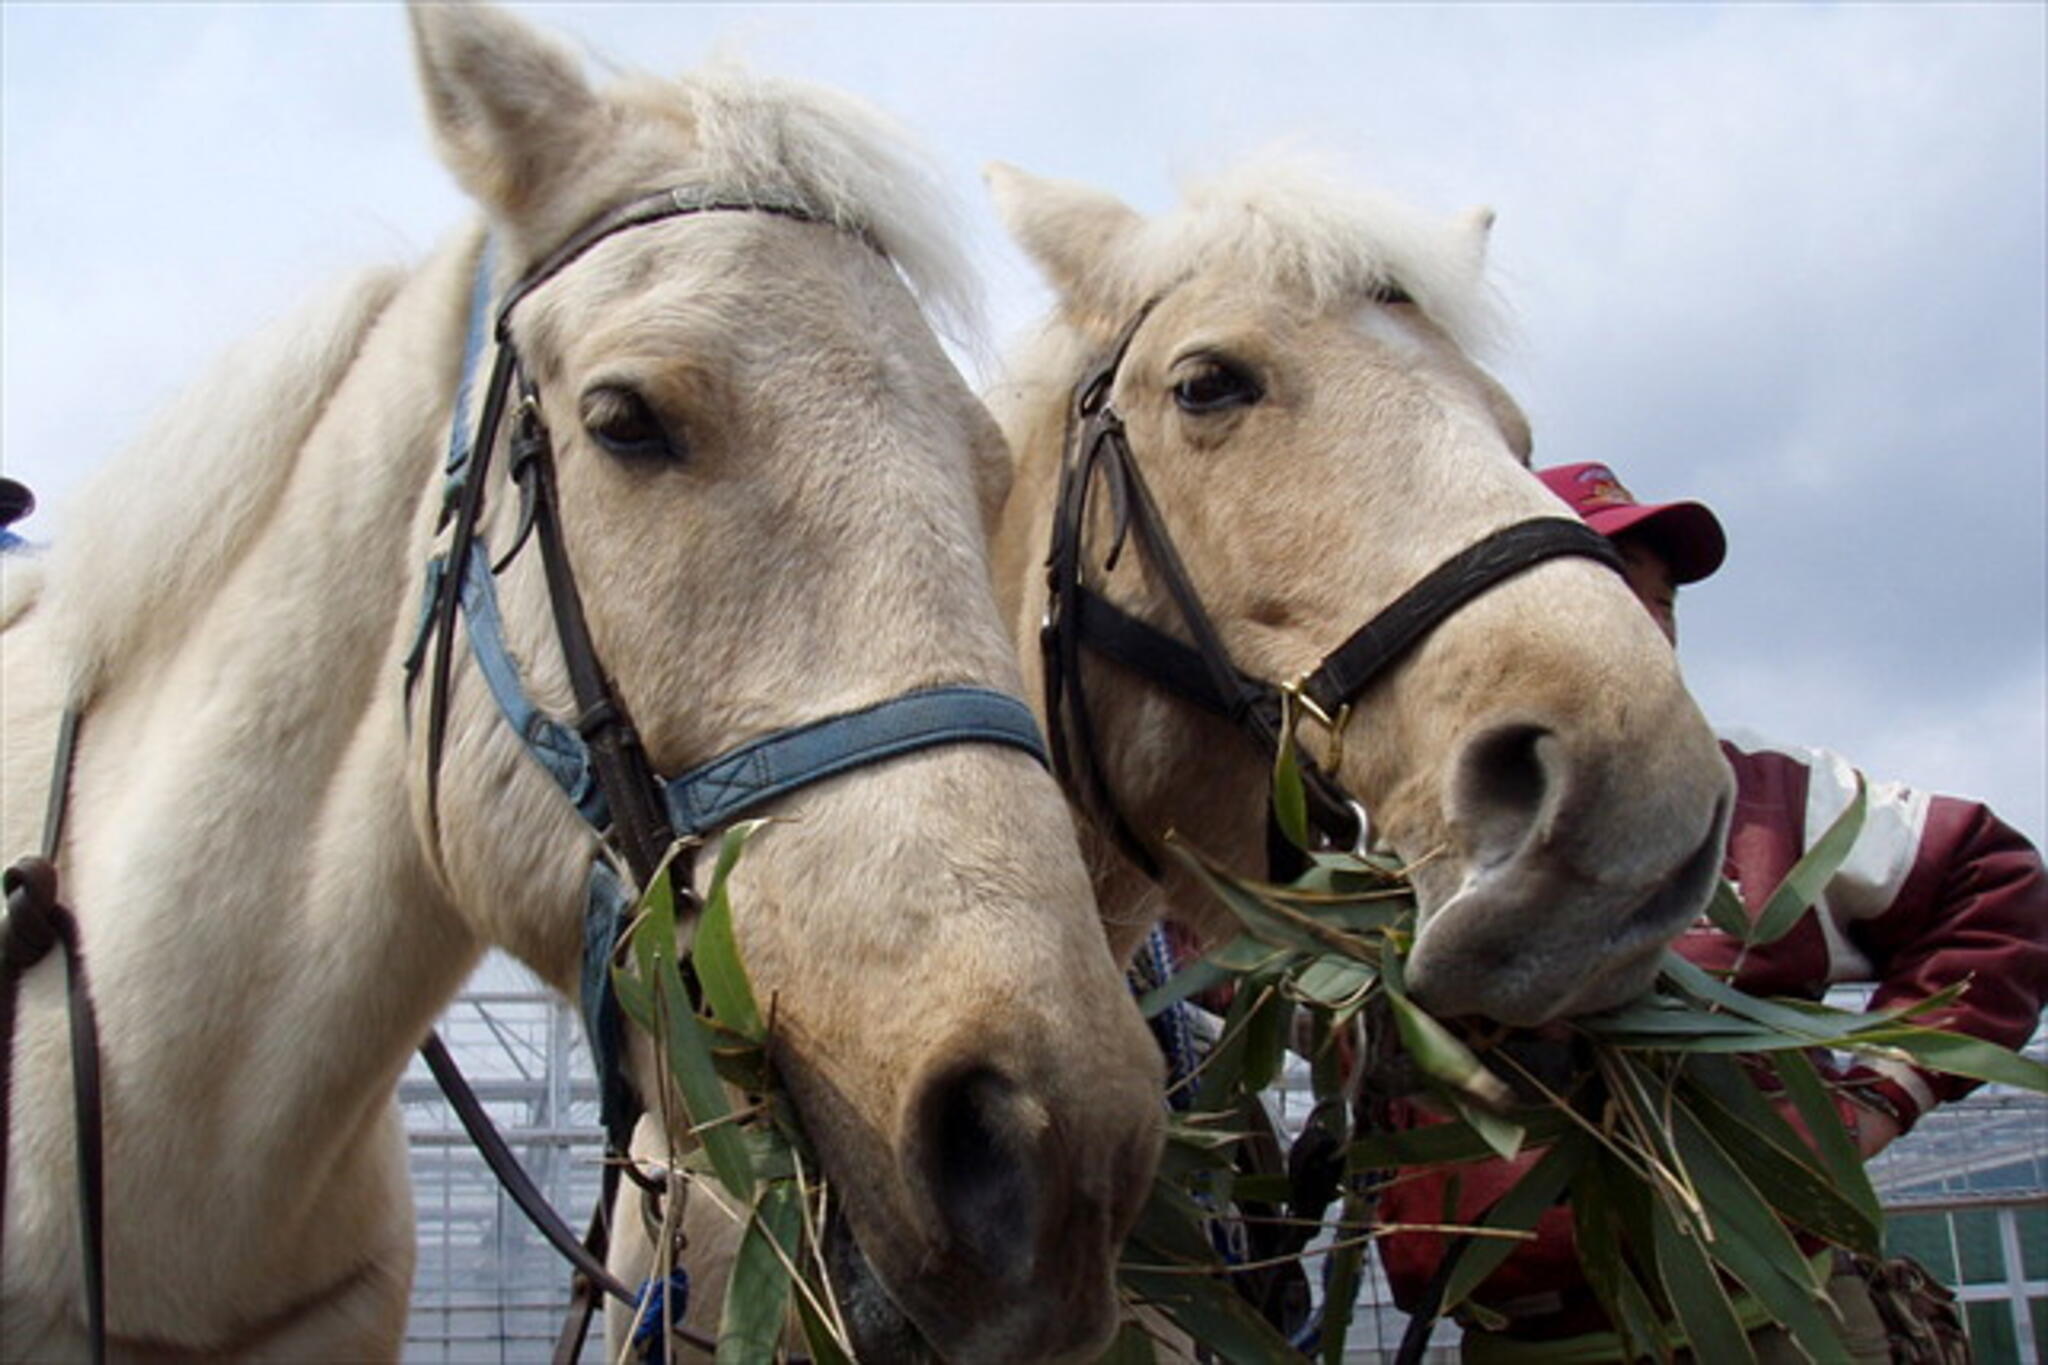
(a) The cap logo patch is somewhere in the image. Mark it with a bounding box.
[1574,465,1638,510]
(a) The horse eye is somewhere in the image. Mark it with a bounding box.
[1171,358,1263,415]
[580,385,679,461]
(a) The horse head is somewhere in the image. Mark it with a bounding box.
[987,161,1733,1026]
[407,10,1158,1360]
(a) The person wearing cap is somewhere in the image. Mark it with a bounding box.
[1375,462,2048,1362]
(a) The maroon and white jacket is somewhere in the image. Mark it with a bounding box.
[1376,730,2048,1321]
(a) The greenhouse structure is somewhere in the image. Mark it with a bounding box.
[401,961,2047,1364]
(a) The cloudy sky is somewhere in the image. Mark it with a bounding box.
[4,3,2042,846]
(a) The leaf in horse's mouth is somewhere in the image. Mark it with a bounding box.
[624,773,2046,1364]
[1135,758,2046,1364]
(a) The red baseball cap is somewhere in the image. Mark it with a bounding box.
[1535,462,1726,584]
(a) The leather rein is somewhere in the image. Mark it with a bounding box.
[1040,297,1624,876]
[1,707,105,1364]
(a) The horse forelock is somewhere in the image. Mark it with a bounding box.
[598,64,983,356]
[38,265,405,701]
[992,158,1509,443]
[1154,157,1503,357]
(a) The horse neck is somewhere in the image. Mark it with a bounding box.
[42,238,489,1242]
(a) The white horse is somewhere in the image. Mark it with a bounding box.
[620,164,1737,1361]
[0,7,1162,1362]
[985,161,1733,1023]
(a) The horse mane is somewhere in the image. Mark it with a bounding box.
[609,63,983,349]
[999,155,1507,417]
[41,266,405,702]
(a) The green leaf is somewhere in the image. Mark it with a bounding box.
[1704,876,1752,939]
[1127,1167,1233,1267]
[1207,933,1297,975]
[1137,957,1234,1019]
[630,860,682,980]
[653,975,757,1201]
[1649,1194,1758,1365]
[694,820,769,1041]
[1438,1128,1594,1313]
[1117,1267,1299,1365]
[1348,1108,1570,1170]
[1658,955,1867,1045]
[610,965,654,1029]
[716,1179,803,1365]
[1843,1024,2048,1093]
[1601,1053,1685,1177]
[1772,1051,1881,1229]
[1748,772,1865,947]
[1292,956,1378,1011]
[1380,954,1512,1110]
[1166,839,1376,960]
[1090,1320,1159,1365]
[1239,986,1292,1095]
[1271,721,1310,852]
[1669,1105,1848,1359]
[1317,1186,1374,1365]
[793,1291,856,1365]
[1448,1092,1528,1162]
[620,866,755,1202]
[1585,989,1840,1043]
[1573,1153,1676,1363]
[1261,892,1412,937]
[1226,1172,1292,1206]
[1682,1056,1880,1254]
[1191,969,1293,1112]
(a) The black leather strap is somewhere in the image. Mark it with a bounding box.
[493,186,843,342]
[1039,307,1626,874]
[513,389,681,893]
[2,707,106,1365]
[1300,518,1620,716]
[419,1031,638,1305]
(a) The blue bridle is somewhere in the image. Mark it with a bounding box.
[407,191,1049,1150]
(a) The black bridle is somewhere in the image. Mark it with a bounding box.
[402,184,1056,1363]
[1040,298,1624,877]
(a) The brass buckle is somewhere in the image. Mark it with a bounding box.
[1279,676,1351,777]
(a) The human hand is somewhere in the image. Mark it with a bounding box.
[1841,1091,1904,1159]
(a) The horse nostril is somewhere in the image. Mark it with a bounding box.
[1452,723,1558,866]
[909,1066,1045,1284]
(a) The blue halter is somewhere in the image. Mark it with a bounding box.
[411,215,1049,1149]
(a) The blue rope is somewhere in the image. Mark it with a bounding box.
[1142,925,1201,1112]
[629,1269,691,1364]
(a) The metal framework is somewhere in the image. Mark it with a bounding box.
[402,961,2047,1363]
[403,967,608,1364]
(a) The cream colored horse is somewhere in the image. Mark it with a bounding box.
[0,7,1162,1361]
[985,161,1733,1026]
[621,166,1736,1362]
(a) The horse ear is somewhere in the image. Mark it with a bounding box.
[408,2,600,221]
[1457,206,1498,273]
[986,162,1143,315]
